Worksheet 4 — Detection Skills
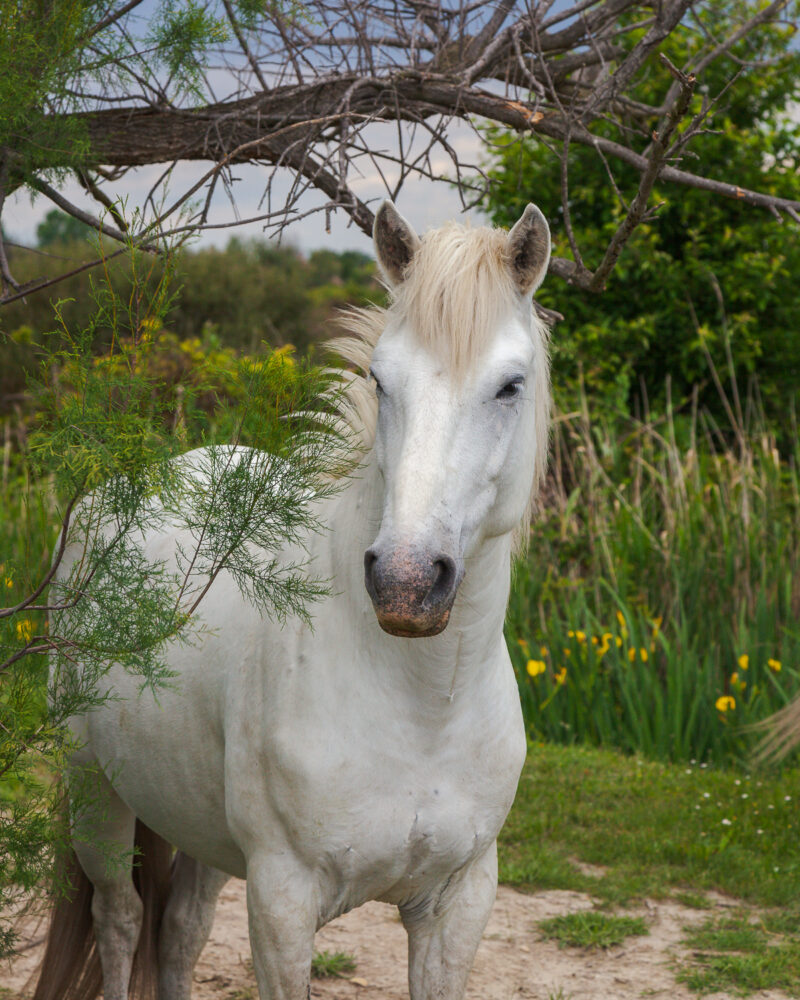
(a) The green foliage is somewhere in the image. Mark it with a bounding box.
[538,911,648,950]
[507,372,800,764]
[0,236,345,956]
[499,743,800,908]
[310,950,357,978]
[0,0,231,188]
[146,0,228,97]
[482,1,800,424]
[0,0,92,179]
[36,209,92,248]
[0,237,381,362]
[678,912,800,995]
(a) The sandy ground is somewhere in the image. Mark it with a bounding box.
[3,880,793,1000]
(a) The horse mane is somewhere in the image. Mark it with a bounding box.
[325,221,551,552]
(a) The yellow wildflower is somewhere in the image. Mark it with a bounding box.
[616,610,626,628]
[738,654,749,671]
[563,648,571,657]
[16,620,33,642]
[526,659,546,678]
[591,635,599,645]
[730,672,738,686]
[4,576,12,588]
[768,658,782,673]
[716,695,736,712]
[517,638,530,655]
[640,648,648,662]
[555,666,567,685]
[628,647,636,663]
[540,646,549,658]
[652,616,663,637]
[615,636,623,648]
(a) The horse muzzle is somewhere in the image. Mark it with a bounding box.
[363,545,463,637]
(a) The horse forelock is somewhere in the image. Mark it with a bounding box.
[393,223,519,378]
[325,221,551,552]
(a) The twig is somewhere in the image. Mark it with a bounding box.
[588,54,696,291]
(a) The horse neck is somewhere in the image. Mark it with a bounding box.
[331,456,514,701]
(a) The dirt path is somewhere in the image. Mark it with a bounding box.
[5,880,792,1000]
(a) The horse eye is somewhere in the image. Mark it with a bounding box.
[496,378,523,400]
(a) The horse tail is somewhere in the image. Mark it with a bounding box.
[32,820,173,1000]
[31,846,100,1000]
[754,695,800,764]
[130,820,174,999]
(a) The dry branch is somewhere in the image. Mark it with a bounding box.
[3,0,799,304]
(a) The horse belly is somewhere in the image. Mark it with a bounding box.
[85,656,247,878]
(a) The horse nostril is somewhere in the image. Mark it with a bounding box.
[429,556,456,604]
[364,549,379,597]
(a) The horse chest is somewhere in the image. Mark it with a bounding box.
[258,722,517,911]
[307,776,498,916]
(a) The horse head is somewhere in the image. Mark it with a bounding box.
[363,202,551,637]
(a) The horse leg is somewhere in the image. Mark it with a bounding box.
[400,842,498,1000]
[245,855,316,1000]
[70,776,143,1000]
[157,852,230,1000]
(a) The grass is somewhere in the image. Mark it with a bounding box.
[677,912,800,995]
[310,950,357,978]
[673,890,712,910]
[507,386,800,765]
[498,743,800,907]
[538,911,648,949]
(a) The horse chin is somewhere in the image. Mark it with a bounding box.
[375,607,452,638]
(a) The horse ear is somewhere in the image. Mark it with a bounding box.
[506,204,551,297]
[373,201,421,287]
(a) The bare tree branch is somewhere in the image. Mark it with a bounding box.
[4,0,799,305]
[588,54,696,290]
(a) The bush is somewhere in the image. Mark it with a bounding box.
[482,3,800,428]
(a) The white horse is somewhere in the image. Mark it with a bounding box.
[33,201,552,1000]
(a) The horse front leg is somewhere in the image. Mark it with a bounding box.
[400,842,498,1000]
[246,855,317,1000]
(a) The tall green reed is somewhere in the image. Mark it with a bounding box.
[508,374,800,765]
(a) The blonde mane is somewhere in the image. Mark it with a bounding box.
[326,221,551,551]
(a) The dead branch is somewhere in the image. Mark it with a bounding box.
[3,0,799,305]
